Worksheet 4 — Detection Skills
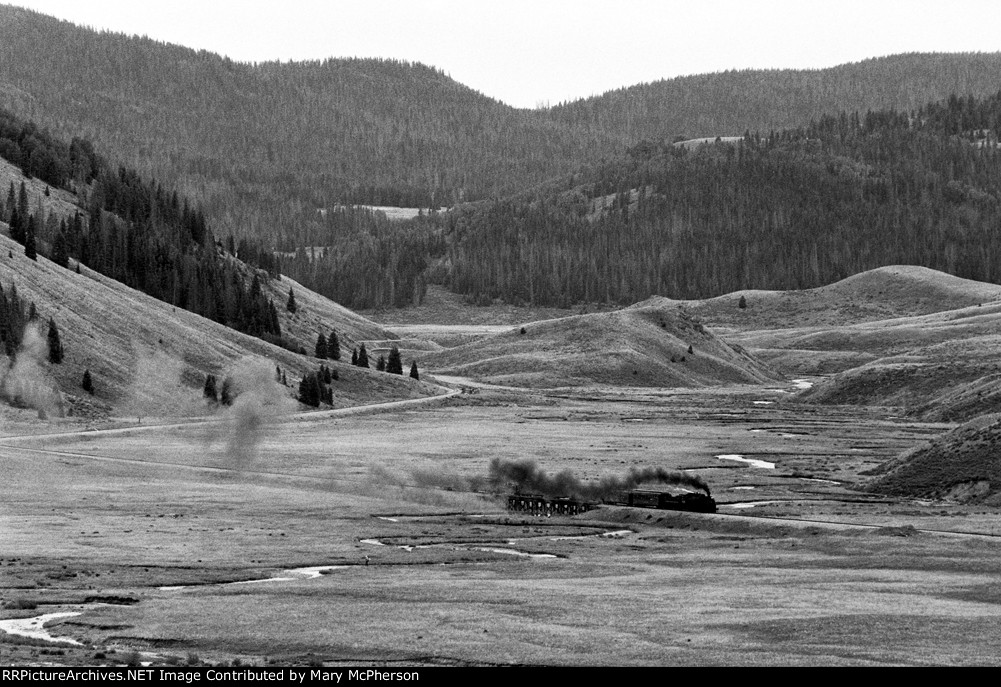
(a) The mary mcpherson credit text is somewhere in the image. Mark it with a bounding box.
[2,670,420,683]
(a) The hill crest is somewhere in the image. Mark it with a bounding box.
[427,300,778,388]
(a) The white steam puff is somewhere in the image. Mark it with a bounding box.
[1,325,64,419]
[220,357,295,464]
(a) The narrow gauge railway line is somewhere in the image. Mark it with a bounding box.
[0,442,443,493]
[9,441,1000,540]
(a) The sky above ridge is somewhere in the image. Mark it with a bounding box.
[9,0,1001,109]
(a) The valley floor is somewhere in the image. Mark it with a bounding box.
[2,381,1000,666]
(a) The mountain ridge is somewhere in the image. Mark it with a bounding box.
[4,3,1001,251]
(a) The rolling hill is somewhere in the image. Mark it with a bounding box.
[685,266,1001,421]
[424,298,779,388]
[686,266,1001,332]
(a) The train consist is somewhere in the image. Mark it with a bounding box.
[507,489,717,516]
[507,494,594,516]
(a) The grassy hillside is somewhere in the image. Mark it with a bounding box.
[425,298,779,388]
[0,155,439,419]
[0,226,439,420]
[688,266,1001,332]
[865,414,1001,505]
[0,156,393,352]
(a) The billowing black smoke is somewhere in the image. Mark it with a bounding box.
[487,458,711,500]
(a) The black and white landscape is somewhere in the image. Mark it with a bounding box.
[2,2,1001,667]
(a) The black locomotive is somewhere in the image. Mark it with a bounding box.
[607,489,717,513]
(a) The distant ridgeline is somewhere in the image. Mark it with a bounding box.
[0,108,286,345]
[436,91,1001,306]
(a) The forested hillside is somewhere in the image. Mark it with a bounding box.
[3,3,1001,276]
[0,5,619,248]
[277,206,446,310]
[0,107,286,347]
[548,53,1001,142]
[439,92,1001,306]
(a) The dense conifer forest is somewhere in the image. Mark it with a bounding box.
[437,92,1001,305]
[3,5,1001,273]
[546,53,1001,144]
[277,206,445,308]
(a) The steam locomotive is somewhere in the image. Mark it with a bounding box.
[608,489,717,513]
[507,489,717,516]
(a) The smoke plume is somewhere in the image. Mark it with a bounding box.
[486,458,711,499]
[366,458,711,506]
[0,325,65,419]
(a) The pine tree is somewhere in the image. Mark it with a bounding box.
[376,355,386,372]
[298,372,320,407]
[17,181,28,220]
[286,287,298,313]
[738,295,747,309]
[82,369,94,395]
[8,207,23,244]
[315,332,328,359]
[357,343,369,368]
[47,317,63,363]
[351,348,358,365]
[387,345,403,374]
[51,231,69,268]
[24,222,36,261]
[4,182,13,222]
[328,330,341,360]
[409,361,419,380]
[220,377,234,405]
[203,374,218,402]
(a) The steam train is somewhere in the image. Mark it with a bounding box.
[507,489,717,516]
